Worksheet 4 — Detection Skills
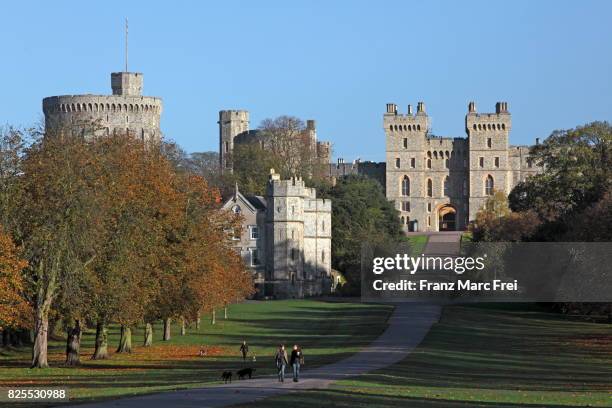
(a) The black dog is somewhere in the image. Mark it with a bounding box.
[236,367,256,380]
[221,371,232,383]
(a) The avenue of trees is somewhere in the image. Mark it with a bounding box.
[0,126,253,368]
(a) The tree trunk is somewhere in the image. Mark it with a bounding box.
[116,325,132,353]
[211,310,216,325]
[163,317,171,341]
[31,307,49,368]
[180,317,186,336]
[92,322,109,360]
[65,319,81,366]
[195,311,201,330]
[224,306,228,320]
[143,323,153,347]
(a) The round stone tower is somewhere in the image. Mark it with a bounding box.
[42,72,162,142]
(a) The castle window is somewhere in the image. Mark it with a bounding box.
[402,201,410,212]
[487,138,492,148]
[249,225,259,240]
[445,158,449,169]
[444,177,449,196]
[88,103,92,111]
[394,125,398,131]
[232,205,241,214]
[473,124,477,130]
[495,157,500,168]
[410,157,416,168]
[322,250,325,262]
[403,138,408,148]
[291,205,295,215]
[433,151,438,159]
[502,123,506,130]
[395,158,400,168]
[405,216,410,225]
[401,176,410,196]
[250,248,260,266]
[427,202,432,212]
[478,124,482,130]
[497,123,501,130]
[479,157,484,168]
[291,273,295,285]
[427,179,433,197]
[527,159,533,169]
[389,125,393,131]
[485,175,494,196]
[401,216,405,225]
[224,141,229,153]
[417,125,421,131]
[403,125,407,131]
[427,159,431,169]
[322,220,325,231]
[427,216,431,227]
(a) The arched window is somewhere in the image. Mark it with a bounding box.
[427,179,433,197]
[401,176,410,196]
[427,158,431,169]
[485,175,494,195]
[444,177,449,196]
[395,158,400,168]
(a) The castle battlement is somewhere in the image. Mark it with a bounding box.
[42,72,162,142]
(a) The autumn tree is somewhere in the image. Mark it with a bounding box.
[18,132,107,368]
[0,229,30,334]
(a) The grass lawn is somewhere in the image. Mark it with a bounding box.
[403,235,428,255]
[0,299,393,404]
[234,303,612,407]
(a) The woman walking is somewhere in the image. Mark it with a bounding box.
[274,344,288,382]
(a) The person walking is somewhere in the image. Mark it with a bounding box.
[274,344,288,382]
[290,344,303,382]
[239,340,249,362]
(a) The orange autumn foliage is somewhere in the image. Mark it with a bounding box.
[0,229,30,330]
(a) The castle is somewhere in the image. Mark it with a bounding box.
[218,110,331,173]
[43,72,162,141]
[384,101,540,232]
[221,170,333,299]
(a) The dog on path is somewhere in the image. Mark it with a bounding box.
[236,367,256,380]
[221,371,232,383]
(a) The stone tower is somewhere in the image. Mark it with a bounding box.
[466,101,512,221]
[42,72,162,141]
[218,110,249,173]
[264,169,332,298]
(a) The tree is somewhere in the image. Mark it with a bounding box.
[0,229,30,332]
[509,121,612,238]
[318,175,402,292]
[18,133,106,368]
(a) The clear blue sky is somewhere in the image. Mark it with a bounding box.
[1,1,610,161]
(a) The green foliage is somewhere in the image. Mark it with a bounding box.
[509,121,612,238]
[319,175,401,291]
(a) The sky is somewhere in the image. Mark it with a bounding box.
[1,1,610,162]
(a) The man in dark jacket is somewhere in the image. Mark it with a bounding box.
[274,344,288,382]
[239,340,249,361]
[290,344,303,382]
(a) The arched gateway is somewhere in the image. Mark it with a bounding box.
[437,205,457,231]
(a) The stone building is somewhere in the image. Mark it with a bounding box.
[218,110,331,173]
[385,101,540,232]
[43,72,162,141]
[222,170,332,299]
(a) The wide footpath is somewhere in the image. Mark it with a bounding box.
[68,303,441,408]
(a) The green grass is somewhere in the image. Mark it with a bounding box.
[0,299,393,404]
[234,303,612,407]
[403,234,428,256]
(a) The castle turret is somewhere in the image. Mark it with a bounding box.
[218,110,249,173]
[466,101,512,221]
[111,72,143,96]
